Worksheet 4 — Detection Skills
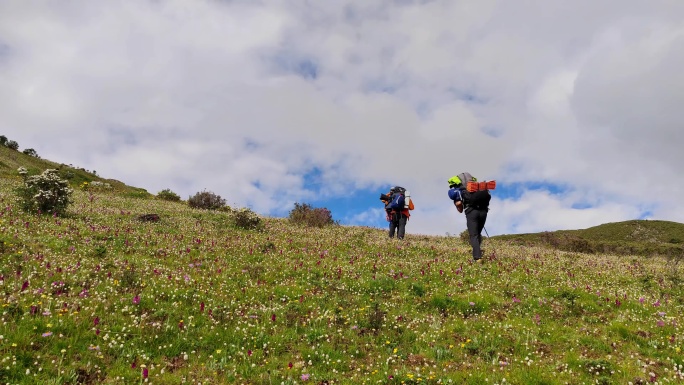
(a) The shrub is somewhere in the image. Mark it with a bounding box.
[157,188,181,202]
[0,135,7,146]
[460,229,470,245]
[16,168,73,216]
[22,148,39,157]
[288,202,336,228]
[188,190,226,210]
[60,170,75,180]
[232,207,261,229]
[123,188,150,199]
[6,140,19,150]
[89,181,112,190]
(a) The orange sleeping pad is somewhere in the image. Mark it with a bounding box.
[466,180,496,192]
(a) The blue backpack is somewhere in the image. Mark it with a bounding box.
[388,191,405,210]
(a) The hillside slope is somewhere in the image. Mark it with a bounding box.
[0,157,683,383]
[0,144,150,196]
[494,220,684,256]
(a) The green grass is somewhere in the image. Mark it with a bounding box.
[0,145,151,196]
[1,159,683,384]
[494,219,684,257]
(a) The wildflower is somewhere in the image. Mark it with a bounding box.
[132,295,140,305]
[93,317,99,326]
[247,349,252,356]
[21,281,29,291]
[41,332,52,337]
[142,367,149,378]
[271,313,276,322]
[512,296,521,303]
[469,302,475,306]
[200,302,205,313]
[301,374,310,381]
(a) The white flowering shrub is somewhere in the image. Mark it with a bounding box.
[89,181,112,190]
[16,168,74,216]
[232,207,261,229]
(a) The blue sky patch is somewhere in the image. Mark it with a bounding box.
[363,79,399,94]
[301,167,324,191]
[243,138,260,151]
[448,87,488,105]
[271,52,319,80]
[480,126,503,138]
[494,181,571,201]
[318,186,387,228]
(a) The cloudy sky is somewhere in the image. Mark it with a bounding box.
[1,0,683,236]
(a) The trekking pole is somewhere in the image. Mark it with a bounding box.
[482,226,497,258]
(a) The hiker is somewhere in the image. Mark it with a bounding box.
[380,186,413,240]
[448,173,492,261]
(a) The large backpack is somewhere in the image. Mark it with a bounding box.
[461,189,491,209]
[448,173,491,210]
[388,186,406,210]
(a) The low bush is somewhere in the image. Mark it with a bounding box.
[232,207,261,229]
[188,190,226,210]
[157,188,181,202]
[22,148,39,157]
[288,202,336,228]
[460,229,470,245]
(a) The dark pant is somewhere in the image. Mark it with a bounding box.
[389,212,407,239]
[465,208,487,260]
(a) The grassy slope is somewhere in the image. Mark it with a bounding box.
[493,220,684,257]
[1,151,683,384]
[0,145,150,196]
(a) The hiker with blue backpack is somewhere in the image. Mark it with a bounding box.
[380,186,414,240]
[448,173,494,262]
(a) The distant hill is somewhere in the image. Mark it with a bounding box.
[493,220,684,257]
[0,143,151,197]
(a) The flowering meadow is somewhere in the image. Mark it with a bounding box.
[0,180,682,385]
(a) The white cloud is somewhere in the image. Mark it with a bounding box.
[2,0,683,236]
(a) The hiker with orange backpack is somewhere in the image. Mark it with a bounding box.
[447,173,494,261]
[380,186,414,240]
